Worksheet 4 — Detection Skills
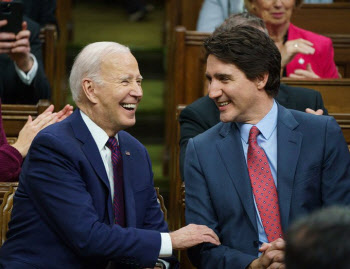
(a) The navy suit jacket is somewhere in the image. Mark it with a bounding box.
[179,84,328,180]
[0,110,170,269]
[185,104,350,269]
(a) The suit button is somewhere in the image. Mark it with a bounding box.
[253,240,259,248]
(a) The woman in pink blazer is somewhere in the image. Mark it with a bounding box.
[245,0,339,78]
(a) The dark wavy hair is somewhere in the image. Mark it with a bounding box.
[204,25,281,97]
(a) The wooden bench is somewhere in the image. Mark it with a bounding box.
[39,24,57,91]
[168,105,195,269]
[292,3,350,36]
[0,183,18,246]
[281,78,350,113]
[165,1,350,33]
[2,99,51,143]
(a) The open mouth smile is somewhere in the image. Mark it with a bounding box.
[121,103,137,111]
[217,101,232,107]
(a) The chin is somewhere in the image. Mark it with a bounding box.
[123,119,136,129]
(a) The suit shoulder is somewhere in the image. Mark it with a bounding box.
[289,109,332,127]
[289,24,331,43]
[282,84,321,98]
[181,96,216,116]
[118,131,147,151]
[192,121,226,144]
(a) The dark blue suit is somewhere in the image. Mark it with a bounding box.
[0,110,170,269]
[185,104,350,269]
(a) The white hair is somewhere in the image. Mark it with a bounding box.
[69,42,130,103]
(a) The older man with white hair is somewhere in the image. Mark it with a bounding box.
[0,42,220,269]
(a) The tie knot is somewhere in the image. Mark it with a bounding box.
[248,126,260,143]
[106,137,118,151]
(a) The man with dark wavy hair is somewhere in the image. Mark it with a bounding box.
[185,25,350,269]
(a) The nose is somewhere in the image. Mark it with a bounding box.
[130,82,143,98]
[208,80,222,100]
[273,0,283,7]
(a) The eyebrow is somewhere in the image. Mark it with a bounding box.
[120,75,143,80]
[214,73,233,80]
[206,73,233,80]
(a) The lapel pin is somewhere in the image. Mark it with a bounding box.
[125,151,131,156]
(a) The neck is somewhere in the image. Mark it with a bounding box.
[79,104,119,137]
[266,22,290,44]
[245,97,275,125]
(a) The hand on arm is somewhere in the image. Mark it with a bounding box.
[12,104,73,157]
[170,224,220,250]
[305,108,324,115]
[247,239,285,269]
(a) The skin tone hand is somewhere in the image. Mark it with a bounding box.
[248,238,285,269]
[0,20,33,72]
[289,63,320,79]
[11,104,74,158]
[280,38,315,70]
[170,224,221,250]
[305,108,324,115]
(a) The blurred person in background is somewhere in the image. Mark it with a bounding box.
[0,16,51,104]
[197,0,334,33]
[245,0,339,78]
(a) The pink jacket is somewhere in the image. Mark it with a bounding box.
[286,23,339,78]
[0,100,23,181]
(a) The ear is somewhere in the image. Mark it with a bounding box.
[82,78,99,104]
[256,73,269,90]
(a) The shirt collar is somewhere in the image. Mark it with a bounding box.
[236,100,278,144]
[80,110,119,151]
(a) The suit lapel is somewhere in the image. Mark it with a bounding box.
[118,131,136,227]
[70,110,114,224]
[276,105,302,232]
[217,123,258,233]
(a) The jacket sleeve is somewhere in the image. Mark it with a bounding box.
[321,117,350,204]
[0,108,23,181]
[315,91,328,115]
[320,38,339,79]
[24,131,163,268]
[0,144,23,182]
[185,139,257,269]
[179,106,211,181]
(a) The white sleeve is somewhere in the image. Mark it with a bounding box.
[14,53,38,85]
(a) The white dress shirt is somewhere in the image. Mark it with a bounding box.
[14,53,38,85]
[80,111,172,266]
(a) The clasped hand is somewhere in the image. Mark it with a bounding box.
[0,19,33,72]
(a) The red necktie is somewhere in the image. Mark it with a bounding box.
[247,126,283,242]
[106,137,125,227]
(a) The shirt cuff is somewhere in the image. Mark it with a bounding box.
[159,233,172,257]
[158,259,170,269]
[14,53,38,85]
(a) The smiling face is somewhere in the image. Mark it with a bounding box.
[252,0,295,27]
[93,52,143,135]
[206,55,271,124]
